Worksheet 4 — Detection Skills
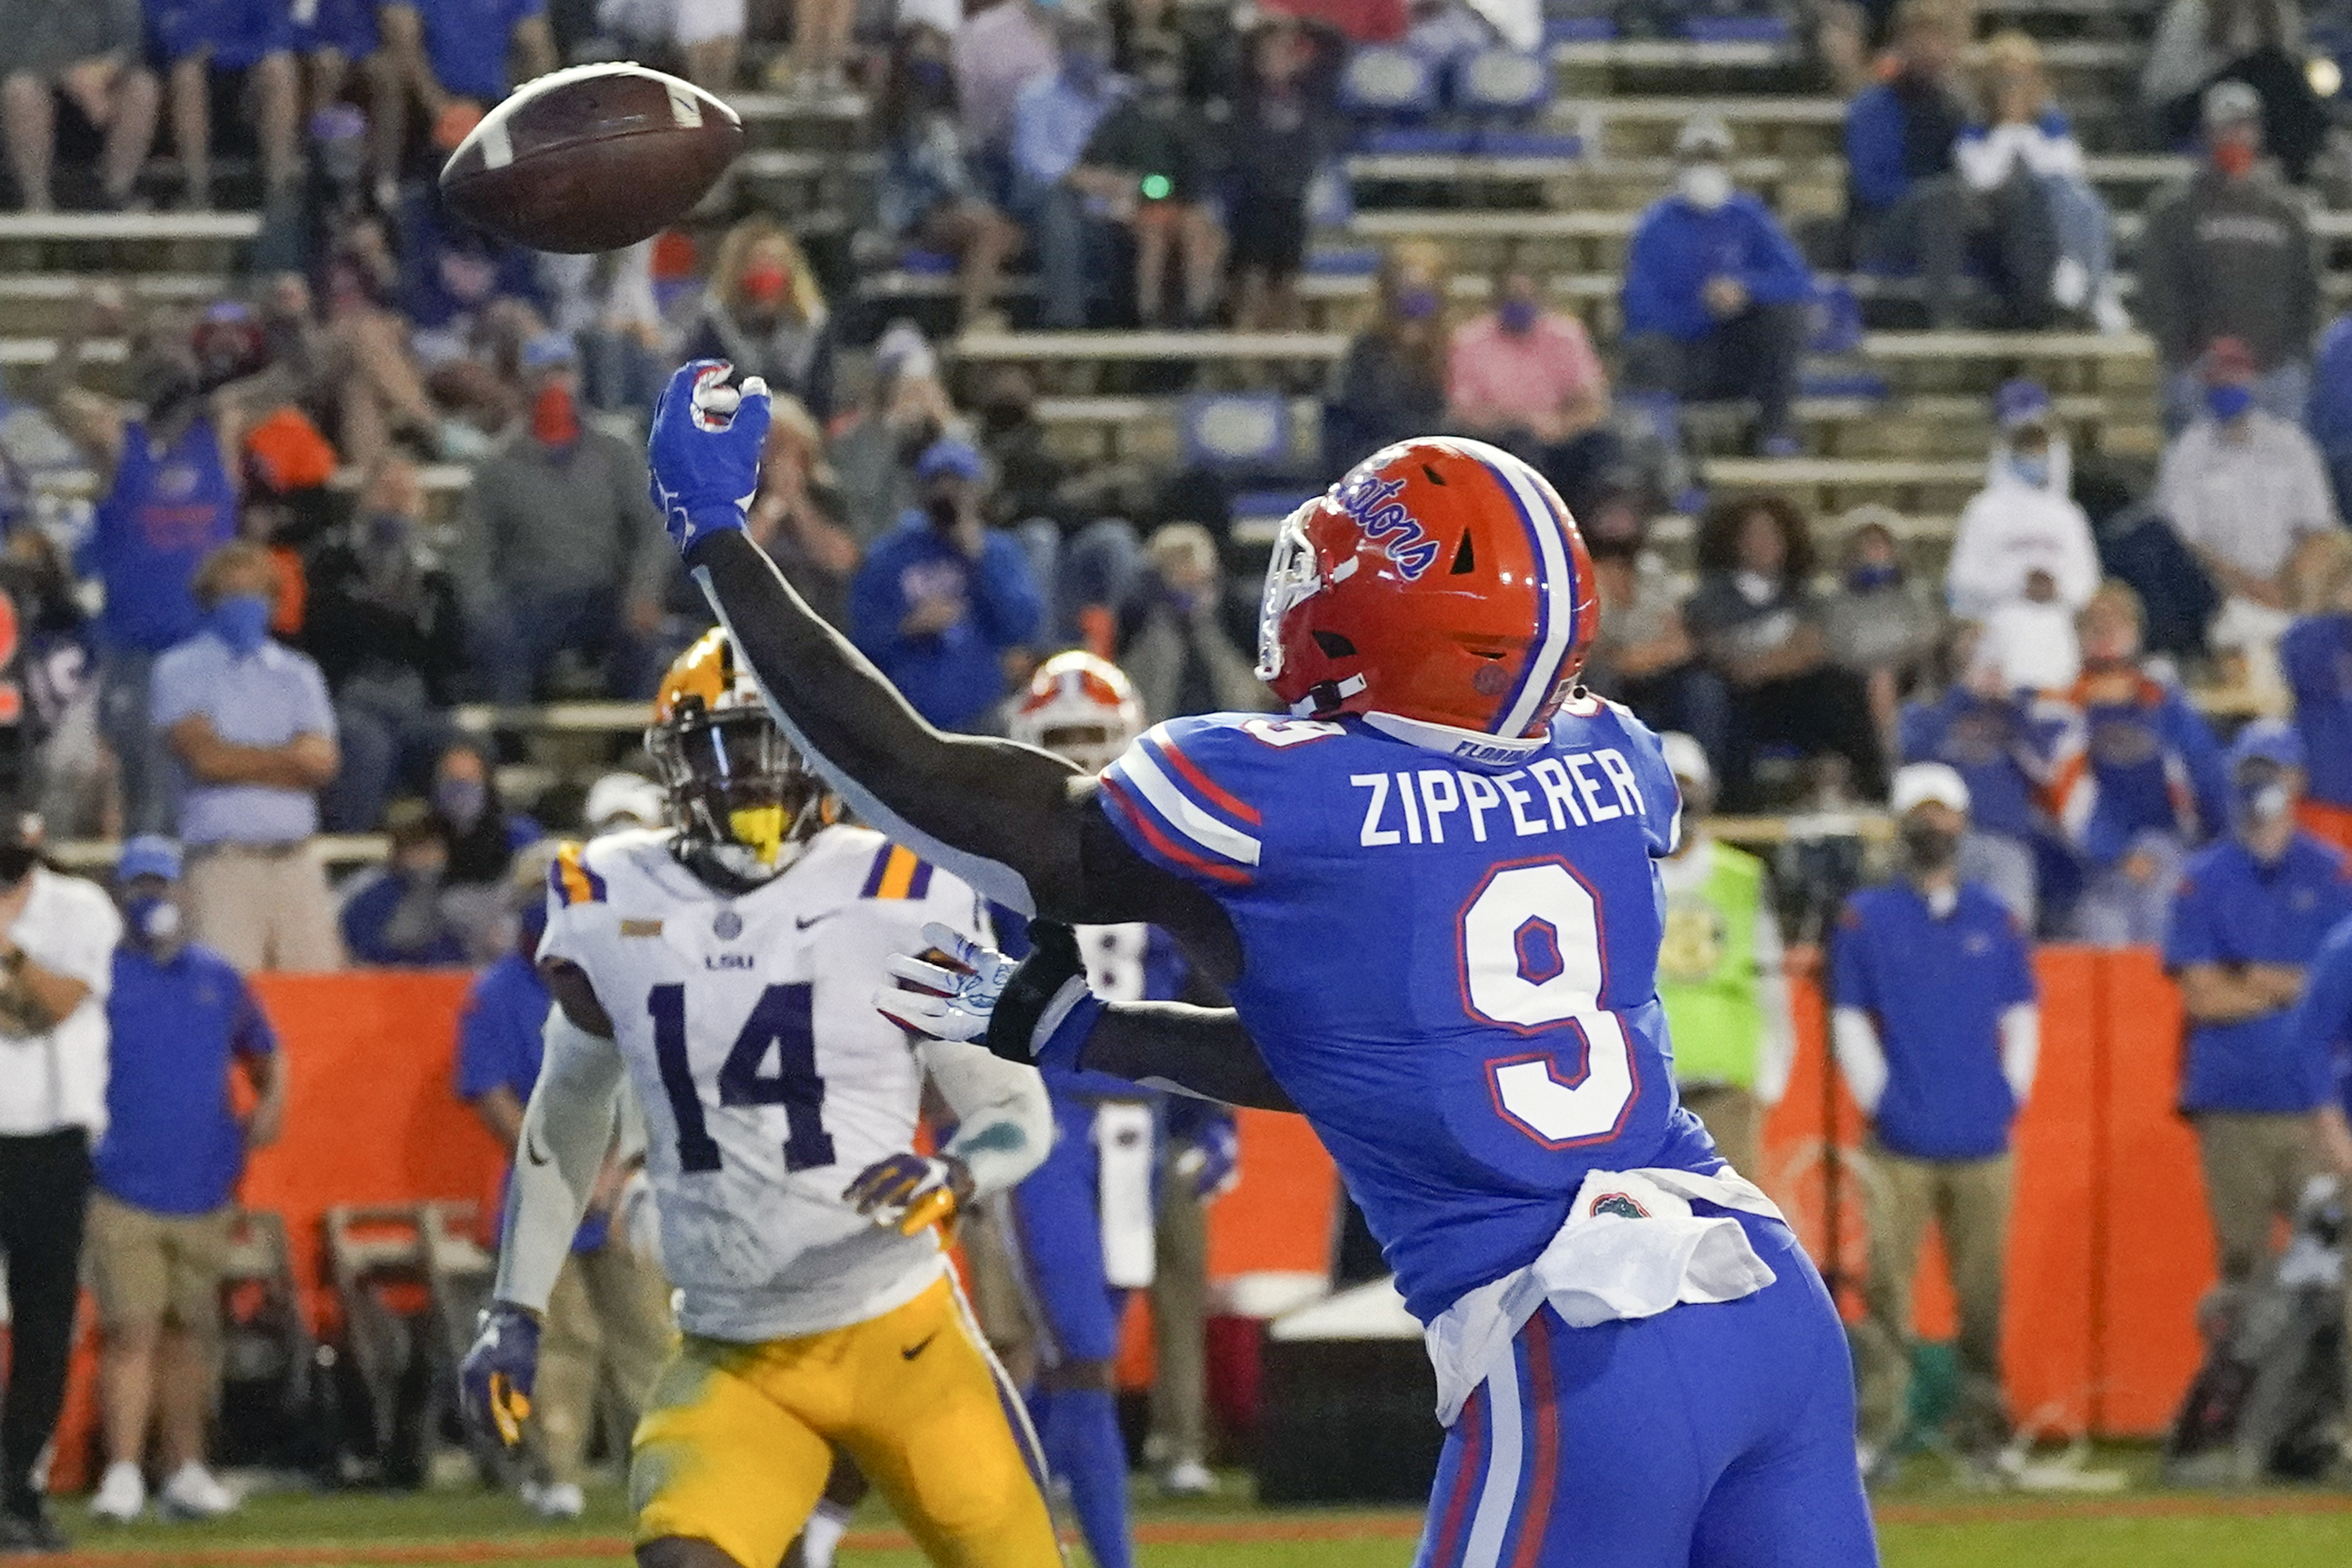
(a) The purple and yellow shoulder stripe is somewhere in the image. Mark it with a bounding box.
[550,841,608,907]
[860,843,935,901]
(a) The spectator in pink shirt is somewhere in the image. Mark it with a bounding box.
[1446,259,1619,510]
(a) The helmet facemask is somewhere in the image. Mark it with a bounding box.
[1254,504,1325,689]
[647,700,830,885]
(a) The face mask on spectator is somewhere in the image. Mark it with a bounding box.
[1497,297,1539,335]
[1899,818,1959,873]
[1847,562,1899,592]
[2233,766,2292,830]
[122,896,182,958]
[2008,451,2051,488]
[2213,137,2257,178]
[2206,382,2254,422]
[435,777,489,832]
[211,594,271,656]
[532,382,581,447]
[367,511,412,549]
[1678,164,1732,210]
[1395,286,1440,321]
[740,262,789,309]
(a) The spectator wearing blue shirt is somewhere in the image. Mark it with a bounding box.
[455,843,668,1521]
[145,0,301,208]
[2282,533,2352,852]
[1009,7,1126,329]
[2165,721,2352,1303]
[2278,910,2352,1405]
[153,542,344,973]
[381,0,554,124]
[850,438,1044,733]
[1846,0,2054,330]
[86,836,281,1526]
[339,803,469,966]
[1621,117,1815,458]
[1834,762,2041,1473]
[1900,625,2046,926]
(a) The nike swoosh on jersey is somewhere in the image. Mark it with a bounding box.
[795,911,844,930]
[900,1332,937,1360]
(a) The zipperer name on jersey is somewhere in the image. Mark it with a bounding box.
[1350,749,1648,847]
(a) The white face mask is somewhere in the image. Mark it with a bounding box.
[1679,164,1733,211]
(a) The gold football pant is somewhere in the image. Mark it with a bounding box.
[631,1272,1061,1567]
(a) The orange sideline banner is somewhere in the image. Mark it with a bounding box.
[48,948,2224,1488]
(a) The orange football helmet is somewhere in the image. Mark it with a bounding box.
[1256,438,1599,742]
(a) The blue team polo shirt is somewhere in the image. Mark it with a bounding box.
[2281,615,2352,808]
[418,0,545,103]
[150,630,338,845]
[1832,880,2038,1160]
[2166,832,2352,1113]
[2284,912,2352,1119]
[94,942,276,1215]
[455,951,605,1252]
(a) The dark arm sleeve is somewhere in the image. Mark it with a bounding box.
[1080,1001,1297,1112]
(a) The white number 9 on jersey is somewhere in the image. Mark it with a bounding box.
[1460,861,1637,1148]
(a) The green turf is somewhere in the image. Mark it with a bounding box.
[57,1456,2352,1567]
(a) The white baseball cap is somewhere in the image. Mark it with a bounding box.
[585,772,668,833]
[1890,762,1970,817]
[1657,732,1712,796]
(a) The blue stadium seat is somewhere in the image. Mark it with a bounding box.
[1182,393,1293,474]
[1454,50,1550,118]
[1338,46,1439,118]
[1360,126,1477,154]
[1303,248,1382,276]
[1542,16,1618,45]
[1476,129,1584,159]
[1807,283,1863,357]
[1232,488,1321,527]
[898,248,958,276]
[1679,15,1793,43]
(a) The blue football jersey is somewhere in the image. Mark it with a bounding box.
[1098,704,1719,1322]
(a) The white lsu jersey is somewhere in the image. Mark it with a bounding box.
[538,825,992,1343]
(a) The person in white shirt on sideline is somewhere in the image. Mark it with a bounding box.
[1945,380,2098,694]
[0,809,126,1554]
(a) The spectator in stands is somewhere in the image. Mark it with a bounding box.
[679,217,836,421]
[1835,762,2039,1478]
[0,0,157,213]
[42,294,286,837]
[1583,518,1730,784]
[1226,16,1338,332]
[742,393,859,631]
[1078,31,1223,329]
[1960,31,2131,333]
[850,437,1044,732]
[1846,0,2054,329]
[1946,380,2099,690]
[338,800,467,964]
[2308,309,2352,516]
[954,0,1058,201]
[2036,581,2232,946]
[306,455,465,833]
[1401,0,1494,76]
[1011,6,1126,331]
[261,268,444,471]
[976,366,1078,533]
[606,0,742,91]
[154,542,343,971]
[837,324,969,549]
[1326,239,1450,476]
[0,810,124,1554]
[294,0,383,126]
[2144,0,2329,183]
[1117,523,1271,722]
[1901,622,2047,926]
[2166,720,2352,1308]
[149,0,301,208]
[85,837,276,1527]
[539,242,664,416]
[1621,115,1815,458]
[1822,508,1941,753]
[879,22,1025,336]
[431,739,540,957]
[2141,83,2317,432]
[399,182,546,379]
[772,0,851,97]
[1446,257,1616,511]
[1683,496,1887,808]
[2157,335,2337,686]
[377,0,556,168]
[584,770,665,835]
[1655,732,1794,1180]
[457,843,671,1522]
[2282,533,2352,853]
[455,334,668,704]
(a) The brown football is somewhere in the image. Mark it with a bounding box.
[439,63,744,253]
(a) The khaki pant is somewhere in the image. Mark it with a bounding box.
[1148,1166,1210,1469]
[533,1240,674,1487]
[84,1193,232,1346]
[1679,1084,1763,1183]
[184,843,345,973]
[1852,1143,2014,1453]
[2193,1112,2319,1286]
[961,1199,1036,1385]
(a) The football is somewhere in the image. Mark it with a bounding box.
[439,63,744,254]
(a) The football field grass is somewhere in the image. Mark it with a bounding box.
[45,1452,2352,1568]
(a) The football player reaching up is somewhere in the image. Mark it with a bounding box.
[459,629,1061,1568]
[648,363,1877,1568]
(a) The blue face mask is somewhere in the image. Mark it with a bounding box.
[435,776,489,832]
[1497,298,1540,335]
[211,594,271,656]
[2008,452,2051,488]
[1847,562,1900,592]
[1394,287,1439,321]
[2207,383,2255,422]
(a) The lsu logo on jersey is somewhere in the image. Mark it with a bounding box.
[1334,472,1441,580]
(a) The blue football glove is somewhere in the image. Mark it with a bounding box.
[458,1302,540,1449]
[1172,1115,1241,1202]
[648,359,770,554]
